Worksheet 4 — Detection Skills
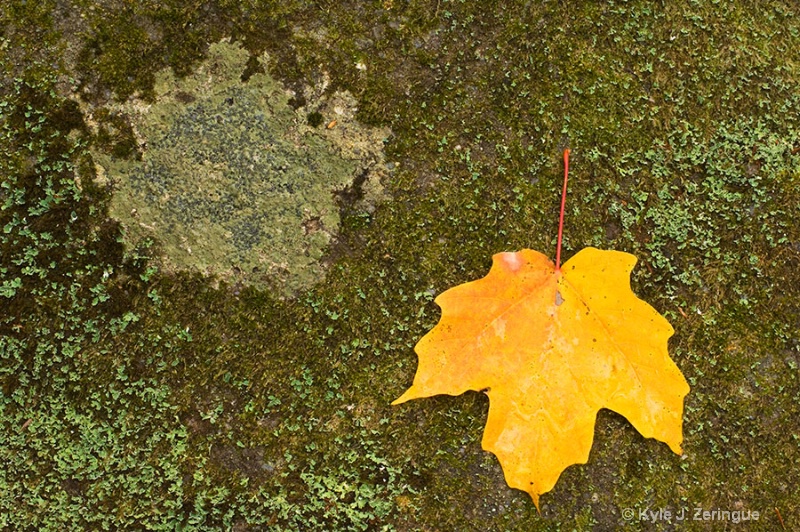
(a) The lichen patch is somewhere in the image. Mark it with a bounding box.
[92,39,390,296]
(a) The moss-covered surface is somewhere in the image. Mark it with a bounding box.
[2,1,799,530]
[92,40,388,295]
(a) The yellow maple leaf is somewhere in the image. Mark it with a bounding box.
[392,246,690,508]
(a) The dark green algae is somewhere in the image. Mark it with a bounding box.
[1,0,799,530]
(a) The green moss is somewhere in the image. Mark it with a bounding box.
[2,0,800,530]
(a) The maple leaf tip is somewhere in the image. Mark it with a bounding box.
[669,440,684,456]
[531,493,541,513]
[390,388,418,406]
[390,396,407,406]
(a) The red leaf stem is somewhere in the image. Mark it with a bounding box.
[555,149,570,271]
